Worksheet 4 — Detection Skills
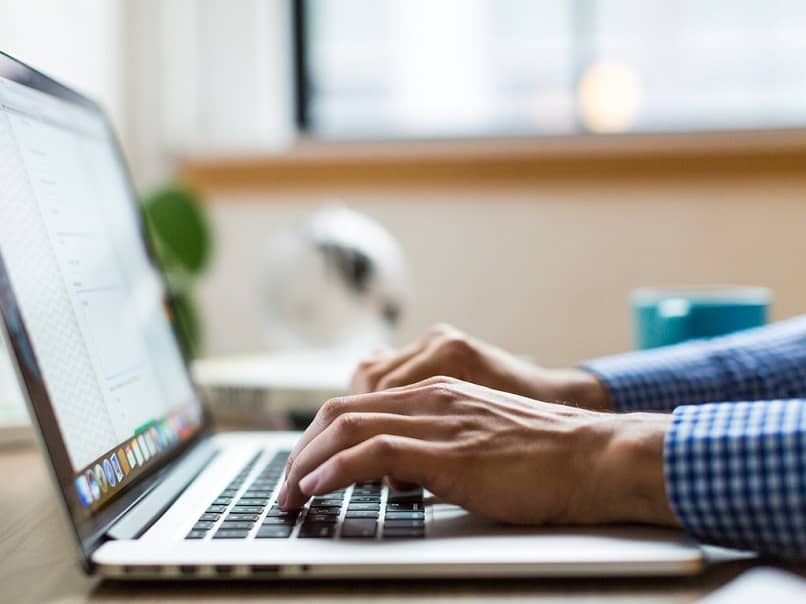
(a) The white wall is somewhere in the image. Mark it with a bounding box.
[0,0,125,139]
[123,0,295,191]
[197,174,806,367]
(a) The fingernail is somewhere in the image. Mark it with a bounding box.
[299,470,321,495]
[277,480,288,506]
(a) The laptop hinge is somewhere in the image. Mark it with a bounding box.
[106,438,219,540]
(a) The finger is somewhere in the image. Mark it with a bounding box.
[376,347,452,391]
[283,381,458,485]
[298,435,437,498]
[351,341,425,394]
[281,412,449,509]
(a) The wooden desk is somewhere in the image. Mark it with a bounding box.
[0,444,792,603]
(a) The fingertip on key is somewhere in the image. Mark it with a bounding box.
[276,480,288,507]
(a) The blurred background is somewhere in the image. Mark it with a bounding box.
[2,0,806,372]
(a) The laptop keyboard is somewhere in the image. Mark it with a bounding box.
[185,450,425,541]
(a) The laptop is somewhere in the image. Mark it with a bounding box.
[0,50,704,580]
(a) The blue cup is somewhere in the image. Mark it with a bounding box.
[631,286,771,350]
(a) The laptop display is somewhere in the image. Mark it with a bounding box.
[0,53,205,545]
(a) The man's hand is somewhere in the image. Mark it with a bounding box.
[278,376,677,527]
[350,324,611,410]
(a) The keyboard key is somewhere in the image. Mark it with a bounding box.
[382,519,424,529]
[386,502,423,511]
[383,527,425,539]
[199,513,221,522]
[225,513,260,522]
[205,505,228,514]
[299,524,336,538]
[384,511,424,520]
[312,497,343,506]
[265,508,298,518]
[308,506,341,515]
[231,505,264,514]
[185,530,208,539]
[341,519,377,538]
[238,497,269,505]
[309,503,342,511]
[304,514,339,524]
[347,504,380,512]
[345,510,379,519]
[349,496,381,503]
[262,516,297,525]
[213,529,251,539]
[256,525,293,538]
[218,521,255,530]
[212,497,233,505]
[192,521,216,530]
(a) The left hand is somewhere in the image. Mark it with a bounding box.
[278,376,677,527]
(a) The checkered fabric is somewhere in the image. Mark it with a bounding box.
[666,400,806,558]
[583,316,806,558]
[583,315,806,413]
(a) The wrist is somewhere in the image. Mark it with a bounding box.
[544,368,612,411]
[589,412,679,526]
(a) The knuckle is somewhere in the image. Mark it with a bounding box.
[285,459,302,483]
[416,375,457,389]
[447,415,470,436]
[356,356,377,370]
[441,334,474,357]
[362,367,386,385]
[427,323,454,338]
[319,397,346,424]
[426,382,459,403]
[370,434,398,458]
[332,412,362,437]
[375,375,399,390]
[328,453,349,475]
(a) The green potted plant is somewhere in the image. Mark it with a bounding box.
[142,184,212,358]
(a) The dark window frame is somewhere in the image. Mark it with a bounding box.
[292,0,310,132]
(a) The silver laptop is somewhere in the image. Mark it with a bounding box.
[0,50,704,580]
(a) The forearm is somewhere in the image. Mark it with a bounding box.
[581,315,806,412]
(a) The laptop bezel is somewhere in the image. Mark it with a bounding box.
[0,49,214,569]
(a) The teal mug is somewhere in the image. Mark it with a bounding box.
[631,286,771,350]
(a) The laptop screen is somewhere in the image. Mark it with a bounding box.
[0,56,205,530]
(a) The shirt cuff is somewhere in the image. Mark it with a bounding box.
[664,400,806,558]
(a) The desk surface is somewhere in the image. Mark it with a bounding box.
[0,444,792,604]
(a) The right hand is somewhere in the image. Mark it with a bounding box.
[279,376,672,527]
[350,324,611,410]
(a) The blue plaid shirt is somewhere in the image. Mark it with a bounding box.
[583,316,806,559]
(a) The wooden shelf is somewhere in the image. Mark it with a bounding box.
[179,130,806,195]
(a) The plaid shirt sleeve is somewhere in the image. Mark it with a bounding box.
[581,316,806,558]
[665,400,806,558]
[582,315,806,413]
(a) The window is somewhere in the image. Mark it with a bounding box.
[295,0,806,140]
